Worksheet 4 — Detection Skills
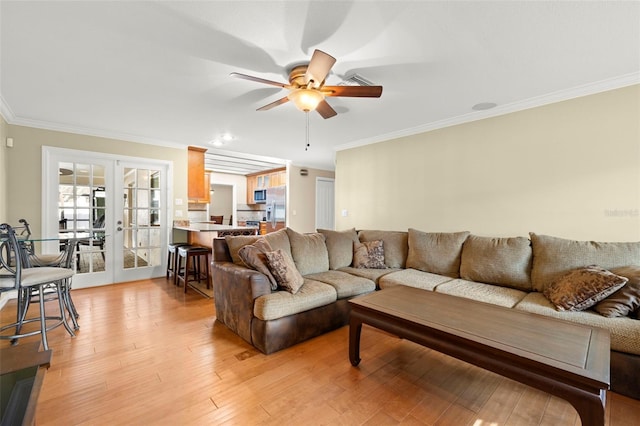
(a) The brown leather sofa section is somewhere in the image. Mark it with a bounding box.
[610,350,640,400]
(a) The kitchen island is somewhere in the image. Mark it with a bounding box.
[173,222,258,248]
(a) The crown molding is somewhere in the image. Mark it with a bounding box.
[335,72,640,153]
[0,94,16,123]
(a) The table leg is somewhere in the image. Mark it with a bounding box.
[349,313,363,366]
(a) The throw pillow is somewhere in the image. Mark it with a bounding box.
[317,228,359,270]
[286,228,329,275]
[264,249,304,294]
[594,266,640,318]
[406,229,470,278]
[543,265,628,311]
[353,240,386,269]
[238,238,278,290]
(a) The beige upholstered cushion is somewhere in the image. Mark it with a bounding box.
[253,279,337,321]
[544,265,628,311]
[378,269,455,291]
[406,229,470,278]
[435,279,528,308]
[530,233,640,292]
[358,230,408,268]
[305,270,376,299]
[460,235,532,291]
[353,240,386,269]
[317,228,359,270]
[238,239,278,290]
[225,235,260,265]
[514,292,640,355]
[264,249,304,294]
[263,228,292,257]
[337,266,400,285]
[594,266,640,318]
[286,228,329,275]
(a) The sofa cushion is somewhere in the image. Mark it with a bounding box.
[514,292,640,355]
[353,240,386,269]
[594,266,640,318]
[338,266,401,285]
[305,270,376,299]
[530,233,640,292]
[265,249,305,294]
[253,279,337,321]
[435,279,528,308]
[286,228,329,275]
[264,228,292,258]
[358,230,408,268]
[225,235,261,265]
[378,269,455,291]
[238,238,278,290]
[317,228,359,270]
[406,229,470,278]
[544,265,628,311]
[460,235,532,291]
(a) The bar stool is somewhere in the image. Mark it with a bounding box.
[176,245,211,293]
[166,242,191,285]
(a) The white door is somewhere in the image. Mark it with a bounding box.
[315,177,335,230]
[42,147,171,288]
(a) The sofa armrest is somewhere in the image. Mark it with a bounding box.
[212,260,272,345]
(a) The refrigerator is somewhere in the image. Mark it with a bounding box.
[265,186,286,227]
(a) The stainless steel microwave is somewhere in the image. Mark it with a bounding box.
[254,189,267,203]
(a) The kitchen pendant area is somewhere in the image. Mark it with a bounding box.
[187,148,289,235]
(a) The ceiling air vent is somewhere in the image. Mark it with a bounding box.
[339,73,375,87]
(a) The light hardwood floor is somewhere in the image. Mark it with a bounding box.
[1,278,639,425]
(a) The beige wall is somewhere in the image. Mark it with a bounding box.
[336,85,640,242]
[4,124,188,238]
[0,116,7,224]
[288,165,335,233]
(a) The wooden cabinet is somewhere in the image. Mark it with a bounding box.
[246,167,286,204]
[188,146,209,203]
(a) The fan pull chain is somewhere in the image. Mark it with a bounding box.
[305,112,310,151]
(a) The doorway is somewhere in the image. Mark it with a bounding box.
[42,147,171,288]
[315,177,335,230]
[209,184,233,225]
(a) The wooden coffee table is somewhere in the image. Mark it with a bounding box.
[349,286,610,426]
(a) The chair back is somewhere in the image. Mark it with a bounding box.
[210,215,224,224]
[0,223,23,291]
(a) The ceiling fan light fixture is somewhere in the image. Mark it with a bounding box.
[287,88,324,112]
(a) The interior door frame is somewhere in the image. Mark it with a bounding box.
[42,146,173,288]
[315,177,335,230]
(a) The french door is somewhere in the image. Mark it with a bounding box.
[42,147,171,288]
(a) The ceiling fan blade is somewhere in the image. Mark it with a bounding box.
[257,96,290,111]
[316,100,337,119]
[323,85,383,97]
[305,50,336,88]
[231,72,288,88]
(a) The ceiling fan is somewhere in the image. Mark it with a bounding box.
[230,49,383,119]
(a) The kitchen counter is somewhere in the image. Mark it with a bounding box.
[174,222,258,248]
[174,223,257,233]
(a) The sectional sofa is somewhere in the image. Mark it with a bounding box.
[211,227,640,399]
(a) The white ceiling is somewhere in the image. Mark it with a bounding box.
[1,1,639,173]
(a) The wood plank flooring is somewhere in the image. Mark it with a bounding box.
[1,278,639,425]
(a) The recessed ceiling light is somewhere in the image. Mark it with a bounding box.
[209,140,224,147]
[472,102,497,111]
[221,132,234,142]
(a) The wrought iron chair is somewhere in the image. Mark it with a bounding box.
[0,223,76,350]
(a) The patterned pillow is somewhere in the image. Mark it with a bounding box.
[594,266,640,318]
[238,238,278,290]
[544,265,628,311]
[353,240,386,269]
[264,249,304,294]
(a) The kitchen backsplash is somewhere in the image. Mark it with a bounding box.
[237,204,266,222]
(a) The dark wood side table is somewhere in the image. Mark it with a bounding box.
[0,342,52,426]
